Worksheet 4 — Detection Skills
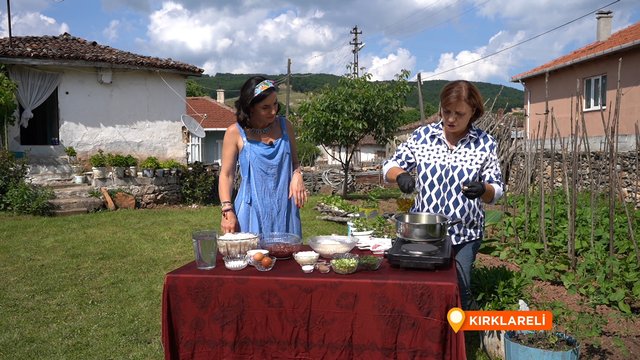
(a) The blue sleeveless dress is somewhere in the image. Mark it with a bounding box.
[234,116,302,237]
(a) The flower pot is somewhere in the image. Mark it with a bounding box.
[73,175,85,184]
[92,166,107,179]
[128,166,137,177]
[142,168,155,177]
[504,331,579,360]
[112,166,126,178]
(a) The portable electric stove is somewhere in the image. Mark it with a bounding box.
[384,236,452,270]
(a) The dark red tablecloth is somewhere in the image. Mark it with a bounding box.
[162,249,466,360]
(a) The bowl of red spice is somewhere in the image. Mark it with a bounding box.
[259,232,302,259]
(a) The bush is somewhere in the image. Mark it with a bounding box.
[140,156,160,170]
[90,150,107,168]
[180,162,218,205]
[107,154,128,167]
[124,155,138,167]
[0,150,28,210]
[5,182,55,216]
[161,159,184,170]
[297,140,321,167]
[64,146,77,157]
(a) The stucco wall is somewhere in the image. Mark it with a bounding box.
[9,66,188,162]
[521,48,640,151]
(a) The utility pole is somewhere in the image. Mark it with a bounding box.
[285,58,291,119]
[417,73,426,125]
[6,0,12,48]
[349,26,362,77]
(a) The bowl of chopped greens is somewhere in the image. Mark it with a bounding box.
[358,255,383,271]
[330,253,359,274]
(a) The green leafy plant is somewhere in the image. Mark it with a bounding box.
[0,65,18,148]
[180,162,218,205]
[0,150,28,211]
[64,146,77,157]
[139,156,160,170]
[161,159,183,170]
[107,154,128,168]
[5,182,55,216]
[89,150,107,168]
[124,155,138,167]
[471,265,530,311]
[488,191,640,313]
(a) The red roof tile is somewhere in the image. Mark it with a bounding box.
[0,33,203,75]
[512,21,640,81]
[186,97,237,129]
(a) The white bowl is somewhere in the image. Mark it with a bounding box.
[223,255,248,270]
[308,235,357,258]
[293,251,320,266]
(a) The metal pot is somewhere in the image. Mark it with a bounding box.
[394,212,462,242]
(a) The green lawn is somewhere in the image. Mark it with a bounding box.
[0,196,486,359]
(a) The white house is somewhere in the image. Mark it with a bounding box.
[0,33,203,171]
[185,92,236,165]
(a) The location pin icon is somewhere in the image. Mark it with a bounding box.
[447,307,465,333]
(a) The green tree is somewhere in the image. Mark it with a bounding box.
[186,79,207,97]
[0,65,18,149]
[298,70,411,197]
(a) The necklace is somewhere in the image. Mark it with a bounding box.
[247,123,273,135]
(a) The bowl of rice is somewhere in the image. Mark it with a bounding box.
[217,232,260,256]
[307,235,357,259]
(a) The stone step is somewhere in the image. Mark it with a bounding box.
[48,185,104,215]
[52,207,95,217]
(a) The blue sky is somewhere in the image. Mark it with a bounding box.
[1,0,639,90]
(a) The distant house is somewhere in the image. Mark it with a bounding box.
[511,11,640,151]
[0,33,203,170]
[185,92,236,164]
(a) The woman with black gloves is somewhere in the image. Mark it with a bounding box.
[383,80,504,310]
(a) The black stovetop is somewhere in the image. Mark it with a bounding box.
[384,237,452,270]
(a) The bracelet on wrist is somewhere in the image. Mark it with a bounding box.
[221,207,234,213]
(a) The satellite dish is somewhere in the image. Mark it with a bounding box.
[181,114,206,138]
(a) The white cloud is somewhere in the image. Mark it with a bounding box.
[0,11,68,37]
[103,20,120,42]
[363,48,416,81]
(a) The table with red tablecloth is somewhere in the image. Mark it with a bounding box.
[162,249,466,360]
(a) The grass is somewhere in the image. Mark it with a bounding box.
[0,195,487,359]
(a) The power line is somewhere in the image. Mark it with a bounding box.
[421,0,621,80]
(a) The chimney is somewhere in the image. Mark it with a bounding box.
[216,89,225,104]
[596,10,613,42]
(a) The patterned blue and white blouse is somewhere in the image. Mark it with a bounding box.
[383,121,504,245]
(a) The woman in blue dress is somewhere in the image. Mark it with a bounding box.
[218,76,306,237]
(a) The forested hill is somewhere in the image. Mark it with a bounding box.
[191,73,524,112]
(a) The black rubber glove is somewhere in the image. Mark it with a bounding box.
[396,172,415,194]
[462,181,485,199]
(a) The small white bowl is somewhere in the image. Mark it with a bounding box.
[294,251,320,266]
[301,264,314,273]
[223,255,248,271]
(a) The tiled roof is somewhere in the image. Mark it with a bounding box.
[0,33,203,75]
[395,115,439,135]
[512,21,640,81]
[186,97,237,129]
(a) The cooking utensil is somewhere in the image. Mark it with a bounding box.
[394,212,462,242]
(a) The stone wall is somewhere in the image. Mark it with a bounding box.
[507,150,640,208]
[92,175,181,208]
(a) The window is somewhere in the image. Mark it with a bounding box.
[20,89,60,145]
[584,75,607,111]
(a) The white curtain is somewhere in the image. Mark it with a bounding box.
[8,66,61,128]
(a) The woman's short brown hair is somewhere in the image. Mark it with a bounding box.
[439,80,484,123]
